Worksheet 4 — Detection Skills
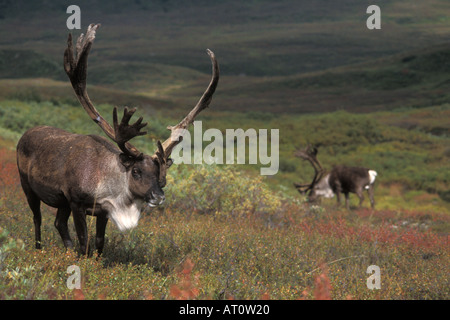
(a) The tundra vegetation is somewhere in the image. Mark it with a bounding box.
[0,0,449,300]
[0,101,448,300]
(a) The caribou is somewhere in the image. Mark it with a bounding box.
[293,145,377,210]
[16,24,219,254]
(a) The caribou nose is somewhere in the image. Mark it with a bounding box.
[156,193,165,204]
[147,192,165,207]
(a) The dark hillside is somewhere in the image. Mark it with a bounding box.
[1,0,449,78]
[213,44,450,113]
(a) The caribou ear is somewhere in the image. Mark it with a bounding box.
[119,153,136,169]
[166,158,174,168]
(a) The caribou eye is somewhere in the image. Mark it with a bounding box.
[131,167,141,179]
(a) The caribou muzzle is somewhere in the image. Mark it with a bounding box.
[146,191,165,207]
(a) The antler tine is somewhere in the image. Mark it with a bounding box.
[293,182,313,194]
[294,145,325,194]
[64,24,115,139]
[64,24,145,159]
[154,49,219,167]
[112,107,148,159]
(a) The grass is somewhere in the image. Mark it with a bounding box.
[0,98,449,211]
[0,144,449,300]
[1,79,447,301]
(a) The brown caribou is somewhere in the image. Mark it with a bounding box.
[16,24,219,254]
[293,145,377,210]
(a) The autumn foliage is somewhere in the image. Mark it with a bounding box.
[0,145,449,300]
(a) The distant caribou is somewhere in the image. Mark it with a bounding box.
[16,24,219,254]
[293,145,377,210]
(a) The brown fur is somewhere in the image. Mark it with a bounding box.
[16,24,219,255]
[310,166,376,210]
[17,126,163,254]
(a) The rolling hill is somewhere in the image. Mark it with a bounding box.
[0,0,449,115]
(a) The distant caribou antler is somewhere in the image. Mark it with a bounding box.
[293,145,325,195]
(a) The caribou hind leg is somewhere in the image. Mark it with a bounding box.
[20,179,42,249]
[356,187,365,208]
[367,185,375,209]
[28,195,42,249]
[54,206,74,250]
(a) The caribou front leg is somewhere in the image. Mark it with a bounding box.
[335,191,341,208]
[95,213,108,255]
[344,193,350,210]
[71,205,89,255]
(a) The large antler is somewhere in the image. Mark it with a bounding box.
[153,49,219,182]
[293,145,325,195]
[64,24,147,159]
